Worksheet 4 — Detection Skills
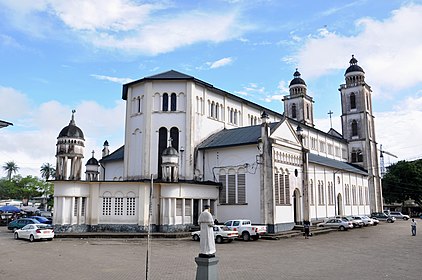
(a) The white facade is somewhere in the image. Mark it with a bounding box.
[53,58,379,233]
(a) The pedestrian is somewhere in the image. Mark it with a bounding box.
[304,220,311,239]
[411,218,417,236]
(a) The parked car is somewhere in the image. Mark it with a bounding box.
[352,215,374,226]
[191,225,238,243]
[318,218,353,231]
[7,218,40,231]
[370,212,396,223]
[14,223,54,242]
[28,216,52,224]
[370,217,380,225]
[388,211,410,220]
[338,216,363,228]
[224,219,267,241]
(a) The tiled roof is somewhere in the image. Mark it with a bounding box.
[100,145,124,162]
[309,153,368,176]
[198,123,278,149]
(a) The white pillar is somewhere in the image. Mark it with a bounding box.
[71,197,76,225]
[61,197,65,225]
[78,197,82,225]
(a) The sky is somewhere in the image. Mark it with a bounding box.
[0,0,421,178]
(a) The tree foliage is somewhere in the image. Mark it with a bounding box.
[40,163,56,180]
[0,175,53,206]
[2,161,19,180]
[382,159,422,206]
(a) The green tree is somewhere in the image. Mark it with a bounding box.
[40,163,55,180]
[382,159,422,206]
[2,161,19,180]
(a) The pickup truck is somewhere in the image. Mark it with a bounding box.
[224,219,267,241]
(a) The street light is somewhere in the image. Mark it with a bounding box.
[296,125,309,224]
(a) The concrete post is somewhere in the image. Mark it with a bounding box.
[195,257,219,280]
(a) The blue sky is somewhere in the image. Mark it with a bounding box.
[0,0,421,177]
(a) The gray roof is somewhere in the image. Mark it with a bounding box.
[198,123,278,150]
[120,70,283,119]
[100,145,124,162]
[0,120,13,129]
[309,153,368,176]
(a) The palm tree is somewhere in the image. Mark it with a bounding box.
[40,163,55,181]
[3,161,19,180]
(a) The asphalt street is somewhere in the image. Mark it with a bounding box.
[0,219,420,280]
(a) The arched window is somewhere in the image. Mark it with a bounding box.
[157,127,168,178]
[162,93,169,111]
[170,127,179,151]
[292,104,297,119]
[350,92,356,109]
[215,103,219,120]
[170,93,177,111]
[351,120,358,136]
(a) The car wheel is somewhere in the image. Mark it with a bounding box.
[215,236,223,244]
[14,232,19,240]
[29,235,35,242]
[404,217,409,220]
[387,219,392,223]
[251,235,259,241]
[242,231,250,241]
[339,226,346,231]
[192,234,200,241]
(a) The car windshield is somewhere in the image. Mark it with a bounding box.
[37,224,51,229]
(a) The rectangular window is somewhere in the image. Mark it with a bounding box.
[285,174,290,205]
[228,174,236,204]
[185,199,192,216]
[126,197,136,216]
[238,174,246,204]
[73,198,78,217]
[115,197,123,215]
[328,144,333,155]
[274,173,279,205]
[176,199,182,216]
[81,197,86,216]
[102,197,111,216]
[309,181,314,205]
[320,141,325,153]
[280,174,285,204]
[219,175,227,204]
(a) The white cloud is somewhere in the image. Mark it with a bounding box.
[207,57,233,69]
[91,74,134,84]
[0,86,32,119]
[295,4,422,96]
[0,87,125,178]
[1,0,248,56]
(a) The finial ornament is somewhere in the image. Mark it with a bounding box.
[91,150,95,158]
[70,109,76,125]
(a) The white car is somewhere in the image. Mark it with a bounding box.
[352,215,374,226]
[14,224,54,242]
[192,225,238,243]
[389,211,410,220]
[318,218,354,231]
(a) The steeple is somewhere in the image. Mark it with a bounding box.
[283,69,314,127]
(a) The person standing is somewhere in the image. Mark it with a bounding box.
[304,220,311,239]
[411,219,417,236]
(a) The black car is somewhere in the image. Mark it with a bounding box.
[370,212,396,223]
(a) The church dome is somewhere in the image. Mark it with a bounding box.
[86,157,99,166]
[162,146,178,156]
[58,111,85,140]
[289,69,306,86]
[345,55,365,75]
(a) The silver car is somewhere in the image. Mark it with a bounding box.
[389,211,410,220]
[318,218,354,231]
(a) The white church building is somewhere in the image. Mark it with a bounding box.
[53,56,382,233]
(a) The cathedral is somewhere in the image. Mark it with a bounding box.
[53,56,382,233]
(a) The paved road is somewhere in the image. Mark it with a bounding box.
[0,220,420,280]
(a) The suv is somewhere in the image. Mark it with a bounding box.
[370,212,396,223]
[389,211,410,220]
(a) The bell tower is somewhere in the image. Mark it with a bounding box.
[283,69,314,127]
[339,55,382,212]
